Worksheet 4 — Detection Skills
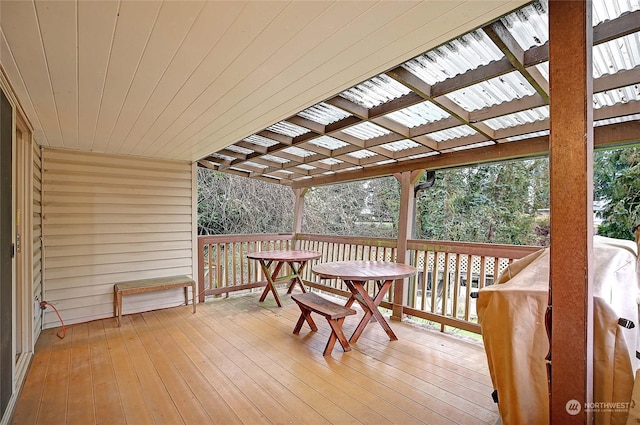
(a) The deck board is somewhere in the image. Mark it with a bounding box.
[12,291,500,425]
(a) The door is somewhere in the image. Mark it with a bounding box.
[0,84,13,418]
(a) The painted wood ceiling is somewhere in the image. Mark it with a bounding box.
[0,0,530,164]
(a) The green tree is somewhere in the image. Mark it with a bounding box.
[596,146,640,240]
[416,159,549,245]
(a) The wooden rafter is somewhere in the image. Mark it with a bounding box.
[482,21,549,102]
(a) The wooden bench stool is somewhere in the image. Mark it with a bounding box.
[114,275,196,327]
[291,292,356,356]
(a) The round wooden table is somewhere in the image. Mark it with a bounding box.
[247,250,322,307]
[312,261,416,342]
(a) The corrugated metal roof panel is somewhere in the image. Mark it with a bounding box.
[500,0,548,51]
[243,161,268,169]
[506,130,549,142]
[385,101,450,127]
[594,83,640,108]
[244,135,279,147]
[536,62,549,81]
[442,141,495,153]
[260,174,284,181]
[209,152,236,162]
[375,159,397,166]
[262,155,289,164]
[429,125,478,142]
[298,102,351,125]
[401,30,504,85]
[226,145,254,155]
[379,139,421,152]
[267,121,310,137]
[593,0,640,25]
[445,71,536,112]
[282,146,316,158]
[593,33,640,78]
[499,0,640,52]
[535,36,640,82]
[347,149,377,159]
[306,135,349,150]
[404,151,440,160]
[296,164,316,171]
[341,122,391,140]
[340,74,411,108]
[484,106,550,130]
[202,159,222,167]
[595,113,640,126]
[319,158,343,165]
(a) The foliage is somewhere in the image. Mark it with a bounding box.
[197,146,640,245]
[595,146,640,240]
[197,168,293,235]
[303,177,399,238]
[416,159,549,245]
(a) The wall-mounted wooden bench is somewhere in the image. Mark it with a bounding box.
[291,292,356,355]
[114,275,196,327]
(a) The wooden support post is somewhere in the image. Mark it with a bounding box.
[549,1,594,423]
[292,187,307,249]
[391,170,422,321]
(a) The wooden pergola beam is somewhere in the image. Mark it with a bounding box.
[483,21,549,102]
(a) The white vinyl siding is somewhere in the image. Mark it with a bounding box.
[32,145,42,340]
[41,149,194,328]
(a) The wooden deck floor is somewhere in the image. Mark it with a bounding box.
[12,291,500,425]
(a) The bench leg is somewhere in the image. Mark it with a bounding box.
[116,290,123,327]
[324,318,351,356]
[293,308,317,334]
[113,286,118,323]
[191,282,196,313]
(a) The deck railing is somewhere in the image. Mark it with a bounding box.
[197,233,541,333]
[197,233,296,300]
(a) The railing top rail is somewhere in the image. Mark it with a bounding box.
[296,233,397,248]
[198,233,295,245]
[407,239,542,259]
[198,232,541,259]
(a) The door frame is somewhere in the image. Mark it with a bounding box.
[13,112,33,387]
[0,68,34,425]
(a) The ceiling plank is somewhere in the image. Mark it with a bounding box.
[36,1,79,148]
[91,1,163,153]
